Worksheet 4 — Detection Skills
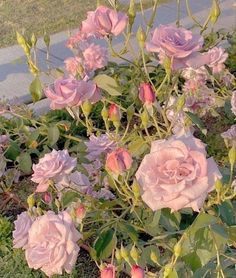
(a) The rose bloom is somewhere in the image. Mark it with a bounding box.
[13,211,33,249]
[64,56,81,77]
[85,134,116,161]
[25,211,81,277]
[135,133,221,212]
[221,125,236,146]
[83,43,108,72]
[139,83,156,105]
[205,47,228,74]
[131,265,145,278]
[32,149,76,192]
[81,6,128,37]
[146,25,203,70]
[106,148,132,175]
[231,91,236,115]
[100,264,115,278]
[45,78,101,110]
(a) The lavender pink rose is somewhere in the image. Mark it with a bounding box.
[136,133,221,212]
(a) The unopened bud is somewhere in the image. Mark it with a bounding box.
[173,242,182,257]
[81,100,92,117]
[176,95,185,111]
[215,179,223,193]
[44,32,50,48]
[75,204,86,221]
[136,27,146,48]
[131,265,145,278]
[163,56,172,77]
[229,146,236,168]
[150,250,159,264]
[141,109,149,127]
[101,105,109,121]
[121,244,130,262]
[43,192,52,204]
[29,140,38,149]
[115,248,122,262]
[27,194,35,209]
[132,181,141,199]
[130,246,140,263]
[210,0,221,24]
[31,33,37,47]
[128,0,136,26]
[127,105,135,122]
[36,206,43,216]
[163,264,172,278]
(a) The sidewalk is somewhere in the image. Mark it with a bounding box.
[0,0,235,115]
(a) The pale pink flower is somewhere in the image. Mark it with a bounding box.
[85,134,116,161]
[83,43,108,72]
[131,265,145,278]
[206,47,228,74]
[100,264,115,278]
[182,67,207,92]
[32,149,76,192]
[64,57,81,77]
[106,148,132,175]
[66,30,91,49]
[25,211,81,277]
[139,83,156,105]
[135,133,221,212]
[45,78,101,110]
[81,6,128,37]
[13,211,33,249]
[231,91,236,115]
[146,25,203,70]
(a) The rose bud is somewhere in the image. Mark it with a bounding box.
[131,265,145,278]
[43,192,52,204]
[108,104,121,122]
[106,148,132,175]
[100,264,115,278]
[139,83,155,105]
[75,204,86,221]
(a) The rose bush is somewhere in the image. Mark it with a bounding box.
[0,1,236,278]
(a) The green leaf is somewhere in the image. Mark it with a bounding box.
[5,141,21,161]
[145,211,161,236]
[62,191,80,207]
[168,268,178,278]
[118,222,138,243]
[185,112,207,135]
[18,152,32,174]
[47,125,60,146]
[94,229,117,260]
[128,135,149,158]
[183,252,202,271]
[218,201,236,225]
[93,74,121,96]
[160,209,181,232]
[29,76,42,102]
[190,213,218,234]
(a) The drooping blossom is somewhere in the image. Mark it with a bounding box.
[100,264,115,278]
[131,265,145,278]
[135,132,222,212]
[85,134,116,161]
[45,78,101,110]
[146,25,203,70]
[83,43,108,72]
[231,91,236,115]
[81,6,128,37]
[31,149,76,192]
[139,83,156,105]
[13,211,33,249]
[221,125,236,146]
[106,148,133,175]
[25,211,81,277]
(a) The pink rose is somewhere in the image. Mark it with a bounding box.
[64,57,81,77]
[131,265,145,278]
[83,43,108,72]
[45,78,101,110]
[13,211,33,249]
[135,133,221,212]
[205,47,228,74]
[32,149,76,192]
[146,25,203,70]
[139,83,156,105]
[106,148,132,175]
[25,211,81,277]
[85,134,116,161]
[100,264,115,278]
[81,6,128,37]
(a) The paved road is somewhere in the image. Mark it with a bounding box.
[0,0,235,115]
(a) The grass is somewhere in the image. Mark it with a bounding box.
[0,0,171,48]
